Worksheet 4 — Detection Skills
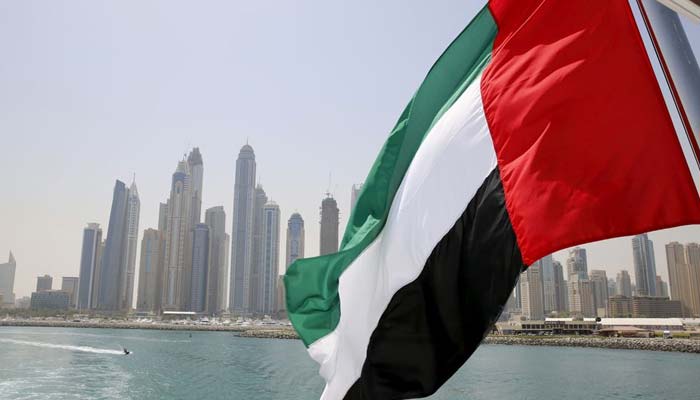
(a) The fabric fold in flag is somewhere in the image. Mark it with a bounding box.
[285,1,700,399]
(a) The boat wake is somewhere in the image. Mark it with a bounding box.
[0,338,124,355]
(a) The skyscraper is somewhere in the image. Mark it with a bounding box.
[520,262,544,320]
[230,144,257,315]
[536,255,556,314]
[188,148,204,227]
[78,223,102,309]
[250,184,268,313]
[608,278,617,299]
[568,274,595,317]
[632,233,657,296]
[350,183,363,211]
[616,270,633,297]
[552,260,568,312]
[552,261,569,312]
[162,160,194,311]
[656,275,669,298]
[566,247,588,279]
[205,206,229,315]
[685,243,700,317]
[98,180,131,311]
[258,201,280,315]
[0,252,16,307]
[286,213,305,268]
[121,179,140,311]
[36,275,52,292]
[190,223,210,313]
[589,270,609,317]
[136,228,163,313]
[666,242,700,317]
[92,240,105,308]
[320,195,339,256]
[282,212,304,315]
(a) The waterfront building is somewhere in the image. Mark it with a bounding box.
[0,251,16,307]
[320,194,339,256]
[30,290,70,310]
[286,213,305,268]
[230,144,257,315]
[61,277,79,308]
[568,275,595,317]
[258,201,280,315]
[566,247,588,280]
[632,296,682,318]
[616,270,633,297]
[608,295,633,318]
[249,184,268,313]
[98,180,130,311]
[590,270,609,317]
[520,262,544,320]
[350,183,363,210]
[162,160,194,311]
[77,223,102,309]
[36,275,52,292]
[608,295,682,318]
[190,223,210,313]
[121,179,140,311]
[15,296,30,309]
[136,228,163,313]
[205,206,229,315]
[632,233,657,296]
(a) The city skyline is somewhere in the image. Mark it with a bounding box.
[4,143,700,302]
[2,1,700,300]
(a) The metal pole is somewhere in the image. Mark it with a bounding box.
[656,0,700,22]
[639,0,700,166]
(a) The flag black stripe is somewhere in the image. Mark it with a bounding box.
[344,167,525,400]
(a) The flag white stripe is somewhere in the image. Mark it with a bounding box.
[308,73,498,400]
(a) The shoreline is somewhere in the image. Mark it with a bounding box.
[482,335,700,354]
[3,320,700,353]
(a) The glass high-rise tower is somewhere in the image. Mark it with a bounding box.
[205,206,229,315]
[230,144,257,315]
[320,195,339,256]
[632,233,657,296]
[98,180,131,311]
[77,223,102,309]
[162,160,193,311]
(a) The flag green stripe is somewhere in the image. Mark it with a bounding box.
[285,5,498,347]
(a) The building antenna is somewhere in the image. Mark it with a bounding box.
[326,172,332,197]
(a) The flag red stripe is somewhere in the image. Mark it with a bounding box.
[482,0,700,265]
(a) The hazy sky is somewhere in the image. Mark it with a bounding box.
[2,1,700,300]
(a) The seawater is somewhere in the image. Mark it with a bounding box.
[1,327,699,399]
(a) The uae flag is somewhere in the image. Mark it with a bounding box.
[285,1,700,399]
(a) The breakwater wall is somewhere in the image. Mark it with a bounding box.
[483,335,700,354]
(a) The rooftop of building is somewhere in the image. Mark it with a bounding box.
[188,147,203,165]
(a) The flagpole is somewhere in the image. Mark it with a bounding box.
[638,0,700,170]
